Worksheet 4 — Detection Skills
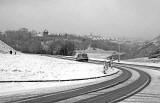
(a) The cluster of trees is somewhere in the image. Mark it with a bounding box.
[0,28,78,55]
[148,48,160,59]
[91,40,119,51]
[46,40,75,55]
[0,28,144,59]
[90,39,143,59]
[0,28,43,53]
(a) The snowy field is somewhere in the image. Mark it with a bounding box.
[0,53,119,99]
[0,53,109,81]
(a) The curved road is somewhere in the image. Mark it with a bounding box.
[9,58,151,103]
[75,65,151,103]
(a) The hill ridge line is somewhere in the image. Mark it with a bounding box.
[0,40,16,53]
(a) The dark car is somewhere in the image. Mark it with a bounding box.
[107,54,118,61]
[75,53,88,62]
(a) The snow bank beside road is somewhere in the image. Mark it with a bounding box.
[119,60,160,68]
[123,57,160,67]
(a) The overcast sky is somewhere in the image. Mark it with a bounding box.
[0,0,160,39]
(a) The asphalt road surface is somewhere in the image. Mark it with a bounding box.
[75,65,151,103]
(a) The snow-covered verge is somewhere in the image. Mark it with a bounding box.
[121,57,160,67]
[126,57,160,63]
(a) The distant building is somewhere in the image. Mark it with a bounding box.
[34,29,49,37]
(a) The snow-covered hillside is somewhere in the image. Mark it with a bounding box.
[0,40,16,53]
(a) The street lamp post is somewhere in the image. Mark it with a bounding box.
[118,39,120,62]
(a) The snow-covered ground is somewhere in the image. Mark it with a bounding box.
[0,53,116,81]
[0,53,119,100]
[121,57,160,67]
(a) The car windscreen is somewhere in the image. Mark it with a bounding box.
[82,54,87,57]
